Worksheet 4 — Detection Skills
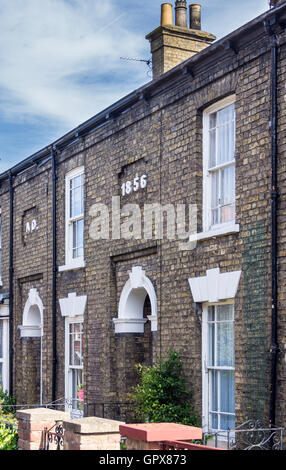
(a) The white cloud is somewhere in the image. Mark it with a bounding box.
[0,0,147,128]
[0,0,271,135]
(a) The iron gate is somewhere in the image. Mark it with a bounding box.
[42,421,64,450]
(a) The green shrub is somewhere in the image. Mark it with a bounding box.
[131,350,199,426]
[0,388,18,450]
[0,424,18,450]
[0,388,16,415]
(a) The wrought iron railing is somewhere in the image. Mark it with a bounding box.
[0,398,137,423]
[204,420,284,450]
[84,402,137,423]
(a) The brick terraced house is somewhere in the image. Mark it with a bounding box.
[1,0,286,439]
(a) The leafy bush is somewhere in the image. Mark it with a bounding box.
[131,350,199,426]
[0,388,16,415]
[0,388,18,450]
[0,423,18,450]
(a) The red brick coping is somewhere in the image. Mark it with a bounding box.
[119,423,202,442]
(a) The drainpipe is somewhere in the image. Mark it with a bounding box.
[8,172,14,395]
[264,18,279,427]
[40,335,43,406]
[51,147,57,403]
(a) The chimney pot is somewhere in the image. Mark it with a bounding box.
[161,3,173,26]
[146,2,216,79]
[175,0,188,28]
[189,4,201,30]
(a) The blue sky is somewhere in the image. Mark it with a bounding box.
[0,0,269,173]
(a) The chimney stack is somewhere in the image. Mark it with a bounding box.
[189,4,201,30]
[175,0,188,28]
[270,0,286,7]
[146,2,216,79]
[161,3,173,26]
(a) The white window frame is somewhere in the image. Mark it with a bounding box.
[0,316,9,393]
[59,167,85,272]
[65,315,84,412]
[203,95,236,234]
[202,300,235,437]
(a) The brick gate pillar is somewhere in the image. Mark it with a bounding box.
[16,408,70,451]
[62,417,124,450]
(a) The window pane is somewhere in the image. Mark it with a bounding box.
[209,129,216,167]
[220,414,235,431]
[217,304,233,322]
[71,369,83,410]
[210,412,218,430]
[210,370,218,412]
[70,174,84,218]
[220,371,235,414]
[208,306,215,322]
[0,321,3,359]
[211,172,219,209]
[217,322,234,367]
[208,306,215,367]
[221,205,235,224]
[216,105,231,126]
[216,104,235,165]
[211,171,219,225]
[74,325,82,366]
[221,165,235,205]
[69,323,83,367]
[209,112,217,130]
[69,324,74,365]
[221,165,235,224]
[73,219,84,259]
[211,209,219,227]
[208,322,215,367]
[217,123,227,165]
[209,112,217,167]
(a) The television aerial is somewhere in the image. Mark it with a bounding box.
[120,57,152,77]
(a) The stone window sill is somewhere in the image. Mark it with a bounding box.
[58,259,86,272]
[189,224,240,243]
